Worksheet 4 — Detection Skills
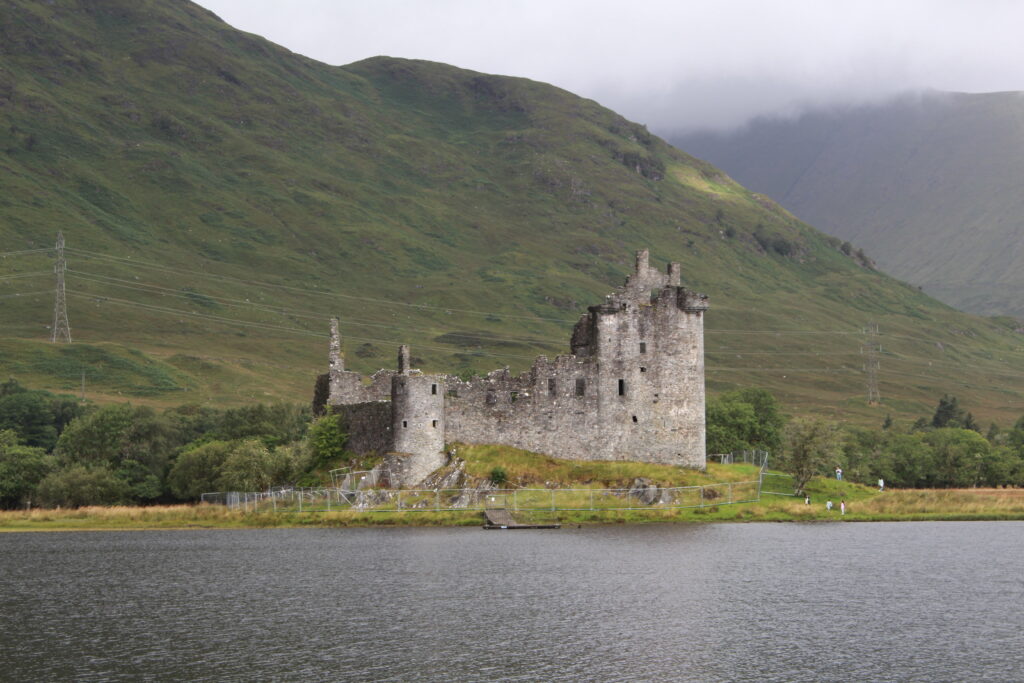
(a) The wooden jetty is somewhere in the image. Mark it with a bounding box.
[483,508,560,530]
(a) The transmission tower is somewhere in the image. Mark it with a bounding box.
[51,231,72,344]
[861,322,880,405]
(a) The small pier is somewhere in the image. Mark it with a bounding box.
[483,508,560,530]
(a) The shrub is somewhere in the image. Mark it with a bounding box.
[489,466,509,486]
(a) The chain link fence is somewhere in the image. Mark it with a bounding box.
[200,480,765,513]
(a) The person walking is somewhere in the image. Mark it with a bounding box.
[835,467,843,481]
[878,478,885,491]
[840,500,846,515]
[826,499,833,511]
[804,493,810,505]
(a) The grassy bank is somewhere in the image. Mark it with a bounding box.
[3,487,1024,532]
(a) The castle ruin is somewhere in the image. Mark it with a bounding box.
[316,249,709,486]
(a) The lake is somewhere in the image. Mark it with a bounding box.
[2,522,1022,681]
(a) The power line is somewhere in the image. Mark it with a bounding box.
[0,248,54,258]
[64,263,882,343]
[56,247,1024,355]
[59,265,1024,374]
[0,290,50,300]
[65,291,542,361]
[66,292,324,338]
[51,232,71,344]
[64,247,581,323]
[59,265,1024,379]
[0,272,52,281]
[31,247,1024,400]
[862,322,881,405]
[64,269,566,346]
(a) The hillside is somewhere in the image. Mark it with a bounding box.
[673,91,1024,318]
[2,1,1024,425]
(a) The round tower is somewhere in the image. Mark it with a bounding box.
[389,347,445,485]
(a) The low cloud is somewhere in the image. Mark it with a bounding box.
[199,0,1024,133]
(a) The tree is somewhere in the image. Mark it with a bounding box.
[932,394,966,429]
[730,387,784,454]
[781,417,842,492]
[215,403,310,447]
[1007,416,1024,453]
[705,387,783,455]
[217,439,278,492]
[880,433,932,488]
[705,398,757,454]
[167,440,234,500]
[0,391,57,450]
[54,404,135,464]
[0,429,55,508]
[923,428,990,487]
[306,414,349,469]
[0,385,85,451]
[35,464,129,508]
[986,422,1001,443]
[976,446,1021,487]
[164,404,223,444]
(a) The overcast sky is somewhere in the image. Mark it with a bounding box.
[196,0,1024,133]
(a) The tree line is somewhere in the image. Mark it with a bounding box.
[2,379,1022,509]
[0,379,352,509]
[707,388,1024,491]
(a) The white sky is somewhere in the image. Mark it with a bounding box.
[195,0,1024,133]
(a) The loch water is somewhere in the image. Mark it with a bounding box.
[2,522,1022,682]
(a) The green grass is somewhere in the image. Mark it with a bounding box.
[2,0,1024,429]
[456,443,761,488]
[5,485,1023,532]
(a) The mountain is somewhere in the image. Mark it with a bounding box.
[672,91,1024,318]
[2,0,1024,425]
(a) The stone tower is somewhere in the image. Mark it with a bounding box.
[387,346,446,484]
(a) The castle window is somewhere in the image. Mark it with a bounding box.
[640,367,647,373]
[486,391,497,405]
[548,378,556,396]
[632,415,638,423]
[639,342,647,354]
[575,378,586,397]
[431,383,437,395]
[402,420,408,428]
[618,379,626,396]
[432,419,438,428]
[510,391,519,403]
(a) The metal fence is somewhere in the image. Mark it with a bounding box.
[760,471,798,496]
[328,467,389,491]
[200,449,792,514]
[200,479,766,514]
[708,450,770,468]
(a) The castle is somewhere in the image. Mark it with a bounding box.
[315,249,709,486]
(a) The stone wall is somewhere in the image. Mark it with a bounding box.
[442,356,602,459]
[332,401,394,456]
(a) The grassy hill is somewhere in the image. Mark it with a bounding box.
[673,91,1024,319]
[3,1,1024,426]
